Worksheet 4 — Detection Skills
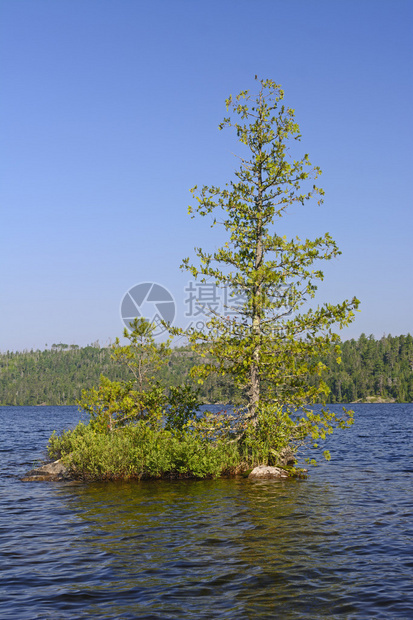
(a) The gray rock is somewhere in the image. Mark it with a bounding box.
[248,465,289,479]
[278,447,296,466]
[21,459,69,482]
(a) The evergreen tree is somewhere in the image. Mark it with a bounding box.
[174,78,359,442]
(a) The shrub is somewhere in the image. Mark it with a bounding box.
[48,418,241,480]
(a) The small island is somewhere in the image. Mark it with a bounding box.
[22,80,366,483]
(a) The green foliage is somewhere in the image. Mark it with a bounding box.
[171,77,360,460]
[164,385,202,432]
[48,417,241,480]
[243,404,300,466]
[48,423,90,460]
[240,402,351,468]
[111,317,172,392]
[47,400,345,481]
[80,376,166,433]
[78,318,204,438]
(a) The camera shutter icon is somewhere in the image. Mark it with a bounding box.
[121,282,175,336]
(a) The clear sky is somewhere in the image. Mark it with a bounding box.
[1,0,412,351]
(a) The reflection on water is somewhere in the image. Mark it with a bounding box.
[54,478,336,619]
[0,405,412,619]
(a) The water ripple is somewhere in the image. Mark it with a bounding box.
[0,404,412,619]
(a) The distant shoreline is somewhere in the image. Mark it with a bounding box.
[351,396,396,404]
[0,399,406,407]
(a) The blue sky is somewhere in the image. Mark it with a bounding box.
[1,0,412,351]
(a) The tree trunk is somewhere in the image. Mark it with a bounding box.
[248,113,264,425]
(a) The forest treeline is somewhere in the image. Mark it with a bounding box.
[0,333,412,406]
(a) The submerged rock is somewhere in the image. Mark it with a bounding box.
[21,459,69,482]
[248,465,289,479]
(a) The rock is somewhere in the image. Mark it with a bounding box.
[21,459,69,482]
[248,465,289,479]
[278,447,296,466]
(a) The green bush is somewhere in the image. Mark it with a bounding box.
[242,404,298,466]
[48,418,241,480]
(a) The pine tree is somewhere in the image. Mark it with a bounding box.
[176,79,359,439]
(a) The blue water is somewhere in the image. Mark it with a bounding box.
[0,404,412,619]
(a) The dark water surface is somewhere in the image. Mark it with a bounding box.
[0,404,412,619]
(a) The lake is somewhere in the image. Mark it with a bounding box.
[0,404,412,619]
